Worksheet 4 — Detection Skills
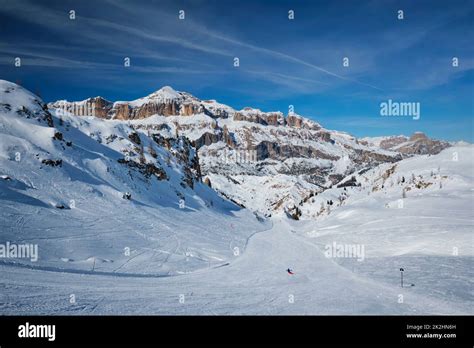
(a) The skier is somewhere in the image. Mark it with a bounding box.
[287,268,294,275]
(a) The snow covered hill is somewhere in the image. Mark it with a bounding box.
[0,80,268,275]
[1,145,470,315]
[291,144,474,313]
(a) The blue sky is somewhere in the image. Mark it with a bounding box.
[0,0,473,141]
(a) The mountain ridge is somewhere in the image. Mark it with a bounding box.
[2,80,451,217]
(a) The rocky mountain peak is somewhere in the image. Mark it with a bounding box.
[409,132,428,141]
[147,86,182,101]
[362,132,449,157]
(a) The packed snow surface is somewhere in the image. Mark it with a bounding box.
[1,147,472,314]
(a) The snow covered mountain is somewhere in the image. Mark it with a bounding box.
[0,80,471,315]
[1,79,457,225]
[0,80,268,275]
[48,85,454,217]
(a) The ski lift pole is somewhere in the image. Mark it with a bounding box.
[400,268,404,287]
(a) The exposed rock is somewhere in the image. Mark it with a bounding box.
[128,132,141,145]
[255,141,339,161]
[286,114,303,128]
[113,103,131,120]
[48,97,112,118]
[367,133,450,156]
[285,204,302,220]
[234,109,285,126]
[41,159,62,167]
[143,163,167,180]
[204,177,212,187]
[90,97,112,118]
[117,157,168,181]
[180,103,204,116]
[222,125,236,148]
[194,132,221,148]
[409,132,428,141]
[397,138,450,155]
[317,131,332,143]
[52,132,63,141]
[379,136,409,150]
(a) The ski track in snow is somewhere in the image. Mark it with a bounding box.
[0,218,471,315]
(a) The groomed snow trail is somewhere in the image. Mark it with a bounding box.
[0,218,468,315]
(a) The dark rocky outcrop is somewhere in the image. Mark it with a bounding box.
[255,141,339,161]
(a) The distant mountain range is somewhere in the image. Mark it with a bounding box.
[0,80,451,219]
[47,84,450,216]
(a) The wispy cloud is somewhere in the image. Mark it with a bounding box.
[103,0,384,91]
[0,0,472,141]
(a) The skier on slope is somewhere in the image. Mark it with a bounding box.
[287,268,294,275]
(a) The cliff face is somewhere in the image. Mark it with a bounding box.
[48,87,322,131]
[233,108,286,126]
[361,132,450,156]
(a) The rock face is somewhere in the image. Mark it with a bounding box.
[48,87,321,131]
[112,103,131,120]
[397,137,450,155]
[286,114,303,128]
[89,97,112,118]
[233,108,286,127]
[378,136,409,150]
[362,132,450,156]
[50,87,212,120]
[409,132,428,142]
[49,97,111,119]
[194,132,221,148]
[48,85,449,216]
